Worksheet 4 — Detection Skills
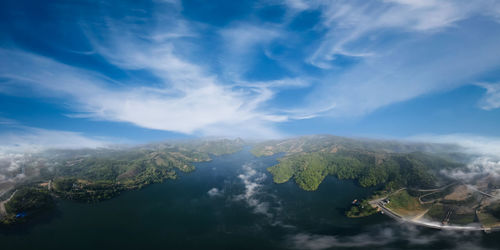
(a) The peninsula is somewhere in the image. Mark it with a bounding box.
[252,135,500,231]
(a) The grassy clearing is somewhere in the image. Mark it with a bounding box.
[386,190,427,217]
[478,212,500,228]
[425,203,445,221]
[450,212,475,225]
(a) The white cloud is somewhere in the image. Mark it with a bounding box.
[235,163,272,217]
[0,4,298,139]
[0,125,110,153]
[477,82,500,110]
[445,157,500,181]
[409,134,500,156]
[2,0,500,138]
[220,24,282,54]
[0,122,112,196]
[288,231,394,250]
[284,0,310,11]
[287,223,492,250]
[219,24,284,78]
[265,0,500,119]
[410,134,500,181]
[207,187,223,197]
[286,0,500,68]
[0,48,284,138]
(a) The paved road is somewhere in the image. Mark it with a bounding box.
[376,202,402,220]
[0,190,17,218]
[368,188,406,206]
[418,190,441,204]
[411,182,457,193]
[467,185,497,198]
[368,186,491,232]
[373,201,487,231]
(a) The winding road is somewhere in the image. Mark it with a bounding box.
[368,186,495,232]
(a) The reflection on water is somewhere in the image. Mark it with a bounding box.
[1,149,499,250]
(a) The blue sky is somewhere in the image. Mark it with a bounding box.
[1,0,500,149]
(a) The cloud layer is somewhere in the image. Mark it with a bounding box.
[0,119,110,153]
[287,223,493,250]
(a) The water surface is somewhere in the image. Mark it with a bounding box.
[1,149,499,249]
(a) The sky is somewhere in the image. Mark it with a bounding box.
[1,0,500,149]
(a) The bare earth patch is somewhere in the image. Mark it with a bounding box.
[444,185,473,201]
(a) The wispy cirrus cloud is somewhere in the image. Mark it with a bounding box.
[285,0,500,68]
[278,0,500,119]
[219,23,284,76]
[0,1,296,139]
[477,82,500,110]
[0,48,284,138]
[0,122,111,152]
[1,0,500,140]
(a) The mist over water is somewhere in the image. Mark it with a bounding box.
[1,149,499,250]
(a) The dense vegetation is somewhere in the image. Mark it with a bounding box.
[267,150,461,191]
[252,135,462,157]
[485,202,500,220]
[42,139,245,202]
[256,136,475,222]
[5,188,53,214]
[0,139,245,224]
[0,188,54,225]
[346,200,378,218]
[256,135,468,220]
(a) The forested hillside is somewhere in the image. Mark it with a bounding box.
[0,139,245,224]
[256,136,464,191]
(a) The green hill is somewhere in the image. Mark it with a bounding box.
[256,135,464,191]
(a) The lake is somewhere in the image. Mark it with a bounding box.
[1,149,499,249]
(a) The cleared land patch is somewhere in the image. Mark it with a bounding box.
[386,190,428,218]
[444,185,474,201]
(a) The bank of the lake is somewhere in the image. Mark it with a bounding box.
[1,149,499,250]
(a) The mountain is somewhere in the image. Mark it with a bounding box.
[0,138,245,224]
[252,135,465,191]
[252,135,500,228]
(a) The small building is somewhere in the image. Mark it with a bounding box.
[352,199,360,206]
